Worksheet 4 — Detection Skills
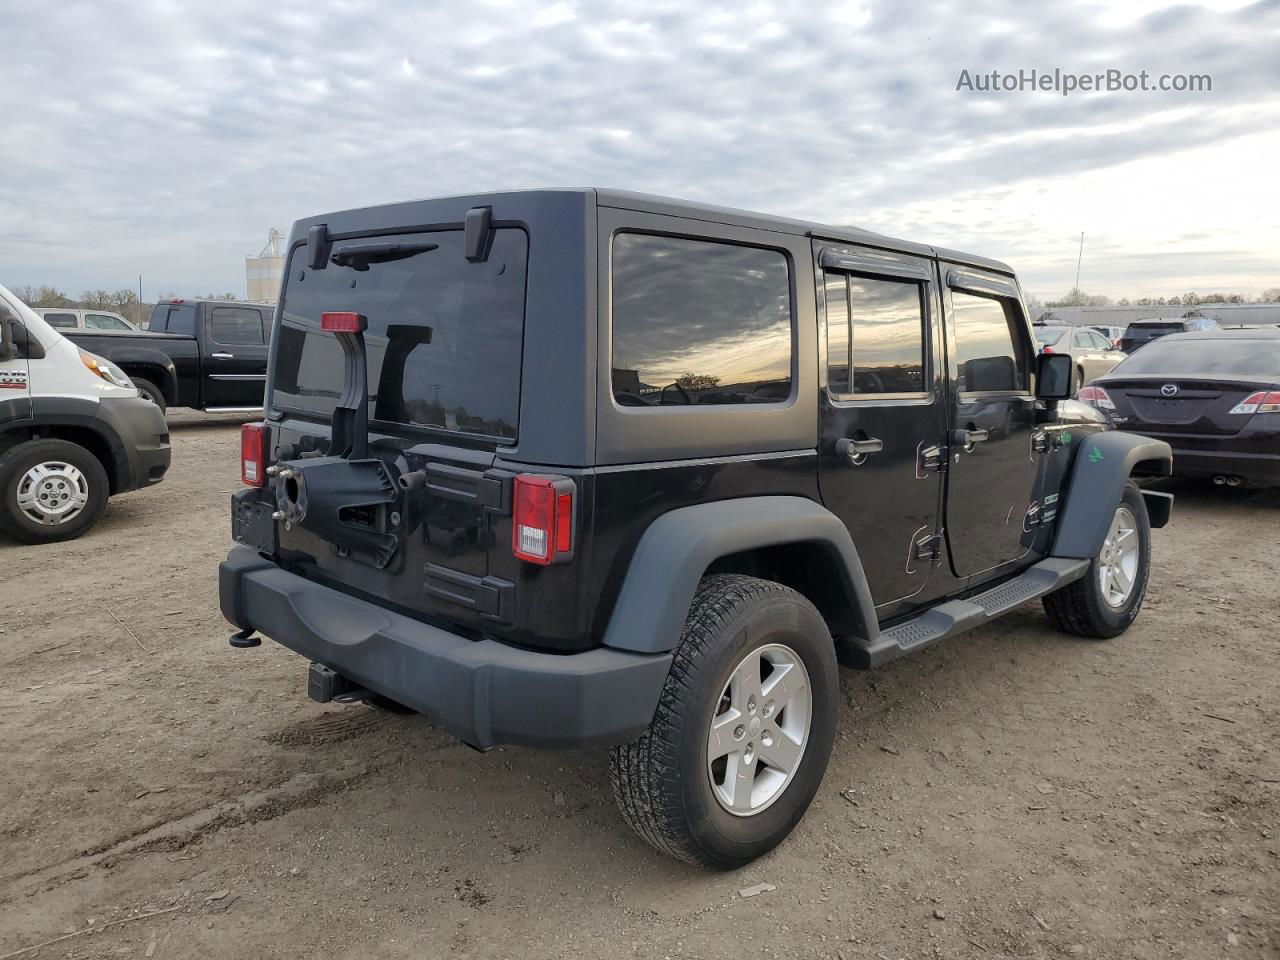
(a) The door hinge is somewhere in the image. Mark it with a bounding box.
[917,443,946,477]
[914,534,943,561]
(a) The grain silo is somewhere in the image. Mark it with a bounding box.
[246,229,284,302]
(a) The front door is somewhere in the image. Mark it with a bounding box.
[942,267,1042,579]
[816,244,947,613]
[0,297,33,428]
[203,304,269,408]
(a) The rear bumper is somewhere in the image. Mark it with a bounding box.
[219,546,671,749]
[1169,447,1280,487]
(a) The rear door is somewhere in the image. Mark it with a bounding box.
[942,268,1042,580]
[815,244,946,612]
[268,226,528,619]
[202,305,269,409]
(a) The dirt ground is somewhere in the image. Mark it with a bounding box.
[1,411,1277,960]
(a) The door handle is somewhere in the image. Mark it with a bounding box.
[211,352,235,360]
[836,436,883,465]
[951,428,989,452]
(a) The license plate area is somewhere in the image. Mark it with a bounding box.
[232,489,278,554]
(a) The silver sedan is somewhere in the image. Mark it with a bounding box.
[1033,324,1127,393]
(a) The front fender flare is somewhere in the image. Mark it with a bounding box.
[602,496,878,655]
[1052,431,1173,559]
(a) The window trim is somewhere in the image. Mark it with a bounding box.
[607,228,798,413]
[821,266,933,405]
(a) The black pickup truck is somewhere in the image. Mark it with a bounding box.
[66,298,272,412]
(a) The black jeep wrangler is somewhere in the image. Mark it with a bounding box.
[220,189,1173,867]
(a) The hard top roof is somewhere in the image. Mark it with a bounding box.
[303,188,1016,278]
[594,189,1014,275]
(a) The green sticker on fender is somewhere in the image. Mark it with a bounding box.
[1088,447,1104,463]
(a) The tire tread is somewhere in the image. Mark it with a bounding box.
[609,574,821,867]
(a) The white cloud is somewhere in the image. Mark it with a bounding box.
[0,0,1275,301]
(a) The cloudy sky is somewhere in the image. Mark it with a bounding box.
[2,0,1277,303]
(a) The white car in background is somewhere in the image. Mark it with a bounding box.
[33,308,142,333]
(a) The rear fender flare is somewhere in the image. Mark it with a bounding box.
[1052,431,1173,559]
[602,496,879,655]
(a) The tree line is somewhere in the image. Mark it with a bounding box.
[1025,286,1280,318]
[11,285,238,326]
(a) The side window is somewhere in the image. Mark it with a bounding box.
[86,313,128,330]
[1090,331,1111,349]
[611,233,792,406]
[43,312,77,328]
[950,291,1029,393]
[210,306,265,345]
[825,272,927,396]
[1073,331,1094,349]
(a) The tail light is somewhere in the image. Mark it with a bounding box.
[320,311,365,333]
[241,422,270,487]
[1077,385,1115,410]
[1229,391,1280,414]
[1041,345,1055,354]
[512,474,575,565]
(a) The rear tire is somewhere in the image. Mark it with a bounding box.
[609,574,838,868]
[131,377,167,412]
[1043,481,1151,638]
[1072,366,1084,397]
[0,439,110,544]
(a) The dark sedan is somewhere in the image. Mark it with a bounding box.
[1078,329,1280,488]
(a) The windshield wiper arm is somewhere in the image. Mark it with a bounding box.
[330,241,439,271]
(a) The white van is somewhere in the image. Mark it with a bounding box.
[32,308,142,333]
[0,284,170,543]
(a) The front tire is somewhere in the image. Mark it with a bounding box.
[0,439,110,544]
[131,377,167,412]
[1043,481,1151,638]
[609,575,838,868]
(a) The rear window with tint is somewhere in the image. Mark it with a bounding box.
[1112,338,1280,378]
[1034,326,1070,346]
[272,228,527,442]
[152,303,197,336]
[1125,323,1183,338]
[43,312,77,328]
[611,233,793,406]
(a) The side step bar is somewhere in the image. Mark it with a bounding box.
[854,557,1090,668]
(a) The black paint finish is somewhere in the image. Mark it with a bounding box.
[224,188,1171,679]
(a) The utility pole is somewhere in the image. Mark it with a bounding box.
[1074,232,1085,293]
[138,274,144,326]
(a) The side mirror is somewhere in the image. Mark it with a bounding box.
[0,314,16,362]
[1035,353,1073,401]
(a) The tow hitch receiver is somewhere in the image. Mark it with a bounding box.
[307,662,370,704]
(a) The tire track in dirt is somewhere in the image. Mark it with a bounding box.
[3,714,458,906]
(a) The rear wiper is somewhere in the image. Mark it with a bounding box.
[330,241,439,271]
